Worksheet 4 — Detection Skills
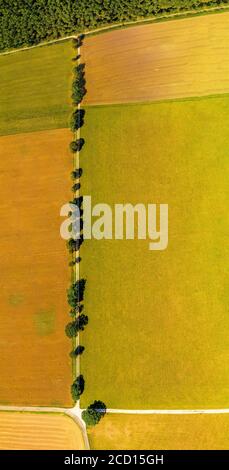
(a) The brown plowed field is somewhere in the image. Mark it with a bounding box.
[0,412,85,450]
[0,129,72,406]
[82,12,229,105]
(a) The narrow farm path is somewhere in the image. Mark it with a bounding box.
[1,405,229,415]
[106,408,229,414]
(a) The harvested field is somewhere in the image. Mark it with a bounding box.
[0,412,86,450]
[0,41,73,136]
[0,128,72,406]
[88,413,229,450]
[82,12,229,105]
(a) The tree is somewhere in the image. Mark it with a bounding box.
[69,308,75,318]
[65,320,78,338]
[66,236,83,254]
[70,109,85,132]
[72,75,86,88]
[71,66,86,105]
[69,304,84,317]
[74,63,85,75]
[72,36,84,50]
[69,138,85,153]
[77,138,85,150]
[72,80,86,105]
[67,238,75,254]
[72,54,81,62]
[65,313,88,337]
[71,375,85,401]
[69,259,76,267]
[77,313,88,331]
[71,168,83,180]
[82,400,106,426]
[67,279,86,307]
[72,182,81,192]
[69,141,78,153]
[70,345,85,358]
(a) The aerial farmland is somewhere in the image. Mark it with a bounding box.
[80,96,229,410]
[0,2,229,452]
[80,11,229,447]
[82,13,229,105]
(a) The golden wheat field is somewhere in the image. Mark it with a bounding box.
[0,412,86,450]
[82,12,229,105]
[0,128,72,406]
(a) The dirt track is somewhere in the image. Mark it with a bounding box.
[82,12,229,105]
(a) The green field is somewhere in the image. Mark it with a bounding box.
[0,41,73,136]
[80,97,229,409]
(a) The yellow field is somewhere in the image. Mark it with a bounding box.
[82,12,229,105]
[88,413,229,450]
[0,129,72,406]
[0,412,86,450]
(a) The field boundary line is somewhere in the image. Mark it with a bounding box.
[75,43,81,388]
[0,6,229,56]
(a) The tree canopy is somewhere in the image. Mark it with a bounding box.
[70,345,85,357]
[65,314,88,337]
[71,374,85,401]
[1,1,227,52]
[67,279,86,307]
[82,400,107,426]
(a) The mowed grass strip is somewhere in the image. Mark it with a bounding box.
[80,97,229,409]
[82,12,229,105]
[0,41,73,136]
[88,413,229,450]
[0,412,86,450]
[0,129,72,406]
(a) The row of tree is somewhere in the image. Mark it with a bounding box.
[65,38,107,427]
[65,280,88,339]
[66,277,106,425]
[67,40,88,411]
[72,63,86,106]
[1,1,228,51]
